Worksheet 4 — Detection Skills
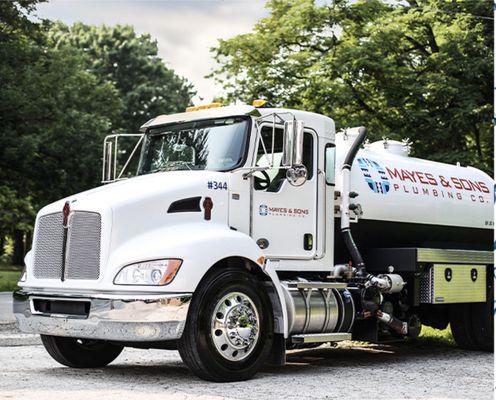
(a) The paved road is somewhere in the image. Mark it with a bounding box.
[0,292,13,323]
[0,340,492,400]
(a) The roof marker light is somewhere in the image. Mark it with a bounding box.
[185,103,222,112]
[252,99,268,107]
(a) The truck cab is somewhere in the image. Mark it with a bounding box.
[14,102,493,382]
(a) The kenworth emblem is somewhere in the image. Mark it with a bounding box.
[357,157,390,194]
[61,201,72,280]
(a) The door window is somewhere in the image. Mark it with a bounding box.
[254,126,314,192]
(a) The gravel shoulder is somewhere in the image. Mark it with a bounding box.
[0,340,492,400]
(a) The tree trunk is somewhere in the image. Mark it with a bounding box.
[0,236,4,257]
[12,230,25,266]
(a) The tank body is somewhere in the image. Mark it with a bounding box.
[334,131,494,263]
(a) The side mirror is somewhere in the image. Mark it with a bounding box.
[283,120,307,186]
[282,120,304,166]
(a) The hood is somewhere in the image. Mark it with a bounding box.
[38,170,230,217]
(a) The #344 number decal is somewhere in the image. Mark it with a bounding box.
[207,181,228,190]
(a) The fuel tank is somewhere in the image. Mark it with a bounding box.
[334,130,494,262]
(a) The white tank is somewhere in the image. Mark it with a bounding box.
[335,130,494,232]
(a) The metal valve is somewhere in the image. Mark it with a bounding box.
[348,203,363,217]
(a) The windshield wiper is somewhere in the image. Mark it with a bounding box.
[171,161,193,170]
[149,161,194,174]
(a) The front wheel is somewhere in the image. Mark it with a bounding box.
[41,335,123,367]
[178,267,273,381]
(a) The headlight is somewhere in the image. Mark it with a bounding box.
[114,259,182,286]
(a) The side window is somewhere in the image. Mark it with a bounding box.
[302,133,313,181]
[325,144,336,185]
[254,126,314,192]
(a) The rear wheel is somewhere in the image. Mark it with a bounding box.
[178,267,273,381]
[41,335,123,367]
[450,272,493,351]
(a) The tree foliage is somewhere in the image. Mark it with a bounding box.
[211,0,493,173]
[48,23,195,132]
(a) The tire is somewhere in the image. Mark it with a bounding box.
[178,267,273,382]
[40,335,123,367]
[450,271,493,352]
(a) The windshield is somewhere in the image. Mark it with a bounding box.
[137,117,249,175]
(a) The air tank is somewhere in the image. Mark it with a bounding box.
[333,130,494,262]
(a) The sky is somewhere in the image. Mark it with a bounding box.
[34,0,268,104]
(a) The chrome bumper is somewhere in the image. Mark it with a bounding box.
[13,290,191,342]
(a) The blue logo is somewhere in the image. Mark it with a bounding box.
[259,204,268,216]
[357,158,390,194]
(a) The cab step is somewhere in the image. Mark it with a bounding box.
[291,332,352,344]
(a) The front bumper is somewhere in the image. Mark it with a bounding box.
[13,290,191,342]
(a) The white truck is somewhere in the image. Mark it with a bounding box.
[14,102,493,382]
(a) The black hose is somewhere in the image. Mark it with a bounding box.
[342,228,365,271]
[342,126,367,170]
[341,126,367,277]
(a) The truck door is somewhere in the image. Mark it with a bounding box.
[251,125,317,259]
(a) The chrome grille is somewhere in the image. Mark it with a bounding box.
[66,212,101,280]
[33,213,64,279]
[32,211,101,280]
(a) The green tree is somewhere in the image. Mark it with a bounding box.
[0,0,46,40]
[49,23,195,132]
[211,0,493,173]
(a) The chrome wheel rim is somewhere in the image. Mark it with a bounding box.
[210,291,260,362]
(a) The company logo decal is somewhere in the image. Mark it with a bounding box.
[258,204,309,218]
[357,158,491,206]
[358,158,390,194]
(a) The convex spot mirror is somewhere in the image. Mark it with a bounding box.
[283,120,307,186]
[286,164,307,187]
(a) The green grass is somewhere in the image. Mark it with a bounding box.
[0,268,22,292]
[413,325,455,347]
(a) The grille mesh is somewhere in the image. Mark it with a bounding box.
[33,213,64,279]
[66,212,101,280]
[32,211,101,280]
